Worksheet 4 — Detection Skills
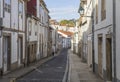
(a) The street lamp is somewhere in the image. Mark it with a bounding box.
[78,6,84,16]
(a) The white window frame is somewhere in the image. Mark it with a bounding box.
[4,0,11,13]
[19,0,23,19]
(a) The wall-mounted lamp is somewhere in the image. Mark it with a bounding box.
[78,6,84,16]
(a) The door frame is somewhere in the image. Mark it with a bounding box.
[18,34,23,66]
[98,34,103,78]
[2,32,11,72]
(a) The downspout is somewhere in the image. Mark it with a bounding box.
[24,1,28,66]
[92,0,95,72]
[113,0,116,81]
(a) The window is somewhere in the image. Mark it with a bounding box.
[0,0,1,16]
[4,0,11,13]
[40,14,41,21]
[42,16,43,23]
[29,21,32,35]
[19,1,23,18]
[96,4,98,24]
[35,22,37,36]
[101,0,106,20]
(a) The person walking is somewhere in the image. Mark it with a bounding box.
[52,45,55,56]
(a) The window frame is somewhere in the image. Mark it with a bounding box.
[4,0,11,13]
[18,0,23,19]
[101,0,106,21]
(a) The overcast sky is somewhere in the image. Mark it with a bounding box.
[44,0,80,21]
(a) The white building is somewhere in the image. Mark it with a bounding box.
[58,30,73,48]
[27,0,50,63]
[78,0,113,81]
[0,0,27,74]
[114,0,120,81]
[50,20,59,53]
[0,0,50,75]
[78,0,93,63]
[93,0,113,81]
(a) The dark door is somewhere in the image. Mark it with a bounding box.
[106,35,112,81]
[3,36,11,72]
[98,35,103,78]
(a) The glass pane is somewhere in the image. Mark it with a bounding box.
[5,0,10,4]
[19,1,23,14]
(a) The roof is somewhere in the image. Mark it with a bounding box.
[58,30,74,37]
[49,19,59,25]
[59,24,74,27]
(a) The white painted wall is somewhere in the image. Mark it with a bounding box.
[94,0,113,78]
[0,38,2,69]
[11,0,18,30]
[0,0,4,17]
[11,32,18,63]
[0,0,26,72]
[27,18,37,42]
[3,12,10,28]
[115,0,120,81]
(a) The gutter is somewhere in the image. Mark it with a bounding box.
[24,1,28,66]
[92,0,95,72]
[113,0,116,81]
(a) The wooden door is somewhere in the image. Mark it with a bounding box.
[98,35,103,77]
[3,36,11,72]
[106,35,112,81]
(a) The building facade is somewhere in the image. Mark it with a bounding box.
[0,0,50,75]
[114,0,120,81]
[27,0,50,63]
[78,0,93,63]
[0,0,28,74]
[93,0,113,81]
[78,0,113,81]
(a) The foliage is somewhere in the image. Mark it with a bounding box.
[59,19,75,27]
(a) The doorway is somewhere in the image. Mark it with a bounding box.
[106,34,112,81]
[98,34,103,78]
[18,36,23,66]
[3,35,11,72]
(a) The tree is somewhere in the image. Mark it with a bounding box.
[59,19,75,27]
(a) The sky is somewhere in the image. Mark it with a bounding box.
[44,0,80,21]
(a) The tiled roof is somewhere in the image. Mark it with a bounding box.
[58,30,74,37]
[49,20,59,25]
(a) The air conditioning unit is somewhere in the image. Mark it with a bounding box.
[0,18,3,27]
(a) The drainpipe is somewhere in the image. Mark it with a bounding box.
[24,1,28,66]
[113,0,116,81]
[92,0,95,72]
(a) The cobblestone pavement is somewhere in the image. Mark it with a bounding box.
[17,49,68,82]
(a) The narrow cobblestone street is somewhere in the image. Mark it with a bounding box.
[16,49,68,82]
